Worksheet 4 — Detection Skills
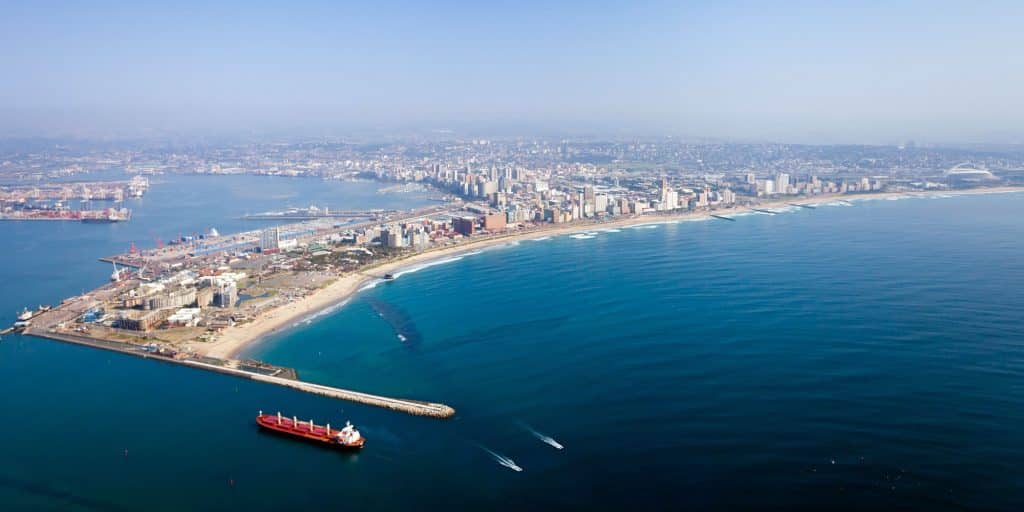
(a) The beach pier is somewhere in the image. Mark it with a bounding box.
[751,208,778,215]
[710,214,736,221]
[788,203,816,209]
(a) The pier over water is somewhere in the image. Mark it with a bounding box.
[23,328,455,419]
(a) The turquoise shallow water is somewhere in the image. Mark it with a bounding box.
[2,189,1024,510]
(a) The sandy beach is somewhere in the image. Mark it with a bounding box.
[200,186,1024,359]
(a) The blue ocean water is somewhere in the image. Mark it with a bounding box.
[2,189,1024,510]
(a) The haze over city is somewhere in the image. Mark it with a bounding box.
[2,0,1022,143]
[5,1,1024,511]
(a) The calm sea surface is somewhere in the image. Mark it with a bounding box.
[1,184,1023,511]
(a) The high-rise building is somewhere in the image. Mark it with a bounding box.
[697,187,710,208]
[382,227,405,248]
[483,213,506,231]
[618,198,631,215]
[213,283,237,308]
[453,217,475,236]
[659,177,678,210]
[775,173,790,195]
[259,227,280,252]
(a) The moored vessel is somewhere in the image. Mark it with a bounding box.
[14,305,50,324]
[256,411,365,449]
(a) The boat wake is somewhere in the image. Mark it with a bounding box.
[480,446,523,472]
[520,423,564,450]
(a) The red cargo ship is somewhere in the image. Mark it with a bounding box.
[256,411,365,449]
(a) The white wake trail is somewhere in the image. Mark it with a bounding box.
[520,422,565,450]
[480,446,523,472]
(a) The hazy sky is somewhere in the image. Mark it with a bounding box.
[1,0,1022,143]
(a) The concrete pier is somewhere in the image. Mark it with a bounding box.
[710,214,736,221]
[787,203,816,209]
[751,208,778,215]
[182,360,455,418]
[23,328,456,419]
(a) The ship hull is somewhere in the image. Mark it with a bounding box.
[256,414,364,449]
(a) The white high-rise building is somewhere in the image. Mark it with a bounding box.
[775,173,790,195]
[259,227,280,252]
[659,177,679,210]
[697,187,710,208]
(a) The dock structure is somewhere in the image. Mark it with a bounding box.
[23,328,456,419]
[751,208,778,215]
[241,214,374,221]
[710,214,736,222]
[98,257,144,268]
[787,203,816,209]
[240,209,394,221]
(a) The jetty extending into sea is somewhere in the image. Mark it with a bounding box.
[22,327,456,419]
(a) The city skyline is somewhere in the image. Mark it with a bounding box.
[3,1,1023,144]
[4,3,1024,508]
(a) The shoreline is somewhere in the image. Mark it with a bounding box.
[200,185,1024,359]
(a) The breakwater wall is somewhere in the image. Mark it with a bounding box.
[23,329,455,419]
